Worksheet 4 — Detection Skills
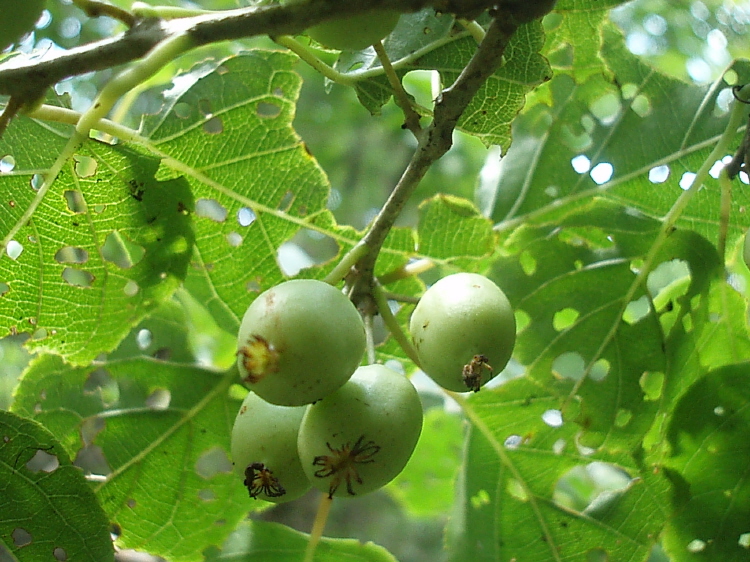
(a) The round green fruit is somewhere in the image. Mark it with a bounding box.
[306,10,400,51]
[409,272,516,393]
[297,364,422,498]
[231,391,311,503]
[237,279,366,406]
[0,0,45,51]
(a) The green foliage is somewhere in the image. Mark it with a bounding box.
[2,1,750,561]
[0,409,114,561]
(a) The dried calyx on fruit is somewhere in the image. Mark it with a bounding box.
[236,279,366,406]
[297,364,423,498]
[230,391,311,503]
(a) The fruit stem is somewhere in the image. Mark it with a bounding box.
[274,35,357,87]
[377,258,435,284]
[457,19,486,44]
[131,1,214,19]
[303,493,333,562]
[323,242,370,286]
[73,0,136,27]
[372,40,422,136]
[372,283,421,368]
[364,312,377,364]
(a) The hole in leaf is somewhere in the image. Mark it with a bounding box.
[145,388,171,410]
[81,416,106,446]
[587,548,609,562]
[30,174,44,190]
[198,98,212,116]
[571,154,591,173]
[31,327,47,341]
[631,94,651,117]
[687,539,706,553]
[198,489,217,502]
[590,358,610,382]
[553,308,579,331]
[542,409,563,427]
[74,155,97,178]
[648,165,670,184]
[739,533,750,548]
[54,246,88,264]
[174,102,191,119]
[195,447,232,479]
[136,328,152,350]
[6,240,23,260]
[124,280,139,297]
[74,445,112,476]
[203,116,223,134]
[553,439,566,454]
[127,498,136,508]
[257,101,281,118]
[470,489,490,508]
[589,92,621,124]
[26,449,59,473]
[62,267,94,287]
[237,207,256,227]
[552,352,585,381]
[679,172,696,190]
[515,309,530,333]
[519,251,536,276]
[504,435,522,449]
[278,190,294,211]
[64,190,86,213]
[0,282,8,297]
[622,295,650,324]
[12,528,32,548]
[110,524,121,540]
[553,462,632,517]
[83,368,119,407]
[101,231,146,269]
[226,232,242,247]
[53,547,67,561]
[639,370,664,400]
[195,198,228,222]
[506,479,528,501]
[0,155,16,172]
[614,409,632,428]
[590,162,613,184]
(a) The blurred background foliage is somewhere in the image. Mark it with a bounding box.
[1,1,749,561]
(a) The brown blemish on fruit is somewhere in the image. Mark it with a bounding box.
[313,435,380,498]
[244,462,285,499]
[462,354,493,392]
[238,335,280,383]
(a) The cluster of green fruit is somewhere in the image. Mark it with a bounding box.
[230,273,516,503]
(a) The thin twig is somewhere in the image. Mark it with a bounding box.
[373,40,423,136]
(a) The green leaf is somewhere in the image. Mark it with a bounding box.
[493,25,750,248]
[11,354,249,562]
[0,409,114,562]
[389,407,464,518]
[0,141,194,364]
[660,364,750,561]
[345,18,551,146]
[203,520,397,562]
[445,378,669,562]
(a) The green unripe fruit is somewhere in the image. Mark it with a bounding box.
[306,10,400,51]
[297,364,422,498]
[410,272,516,392]
[230,391,311,503]
[0,0,45,51]
[237,279,366,406]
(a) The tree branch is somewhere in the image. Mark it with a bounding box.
[0,0,507,101]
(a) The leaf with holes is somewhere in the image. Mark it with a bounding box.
[0,140,194,365]
[11,354,248,562]
[660,364,750,561]
[0,409,114,562]
[340,15,551,145]
[490,25,750,249]
[204,520,397,562]
[446,377,670,562]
